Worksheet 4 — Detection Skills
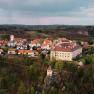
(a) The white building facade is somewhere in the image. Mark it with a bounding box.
[8,35,16,47]
[50,39,82,61]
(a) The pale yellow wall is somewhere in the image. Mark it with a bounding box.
[50,48,82,61]
[50,51,72,61]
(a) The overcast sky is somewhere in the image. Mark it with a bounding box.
[0,0,94,25]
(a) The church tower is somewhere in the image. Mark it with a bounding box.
[10,35,14,41]
[47,66,53,77]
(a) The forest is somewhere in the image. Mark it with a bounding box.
[0,47,94,94]
[0,25,94,41]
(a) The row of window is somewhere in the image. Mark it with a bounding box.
[55,54,70,58]
[51,52,72,58]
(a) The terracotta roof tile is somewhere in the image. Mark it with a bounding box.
[18,50,32,54]
[42,39,52,47]
[32,39,41,44]
[52,42,82,52]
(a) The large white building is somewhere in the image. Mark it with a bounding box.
[50,39,82,61]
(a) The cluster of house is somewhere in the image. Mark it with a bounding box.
[7,35,52,57]
[0,35,83,61]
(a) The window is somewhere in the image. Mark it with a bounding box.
[55,53,57,56]
[68,53,70,55]
[68,56,70,58]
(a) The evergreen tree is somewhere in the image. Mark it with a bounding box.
[17,81,26,94]
[30,86,35,94]
[55,61,64,72]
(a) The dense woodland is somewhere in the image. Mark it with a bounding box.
[0,47,94,94]
[0,25,94,41]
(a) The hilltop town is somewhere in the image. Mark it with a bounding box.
[0,34,83,61]
[0,26,94,94]
[0,34,93,61]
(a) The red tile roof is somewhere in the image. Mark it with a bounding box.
[18,50,32,54]
[32,39,41,44]
[15,38,26,43]
[52,43,81,52]
[42,39,52,47]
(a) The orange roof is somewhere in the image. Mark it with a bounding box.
[31,31,36,34]
[18,50,32,54]
[32,39,41,44]
[42,44,48,47]
[42,39,52,47]
[0,40,6,44]
[15,38,26,42]
[52,43,82,52]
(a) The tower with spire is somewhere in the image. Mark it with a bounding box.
[8,35,16,47]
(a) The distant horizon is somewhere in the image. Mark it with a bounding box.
[0,24,94,26]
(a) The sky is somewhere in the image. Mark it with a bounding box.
[0,0,94,25]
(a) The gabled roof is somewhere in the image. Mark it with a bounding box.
[31,39,41,44]
[18,50,32,53]
[51,42,82,52]
[42,38,52,47]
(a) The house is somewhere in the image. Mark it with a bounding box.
[29,39,41,48]
[41,38,52,50]
[16,45,27,50]
[15,38,28,50]
[0,40,7,46]
[0,49,3,54]
[78,31,89,36]
[15,38,27,46]
[15,38,27,43]
[16,45,24,50]
[18,50,34,56]
[52,38,72,47]
[8,48,16,55]
[50,40,82,61]
[16,42,28,50]
[80,41,88,46]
